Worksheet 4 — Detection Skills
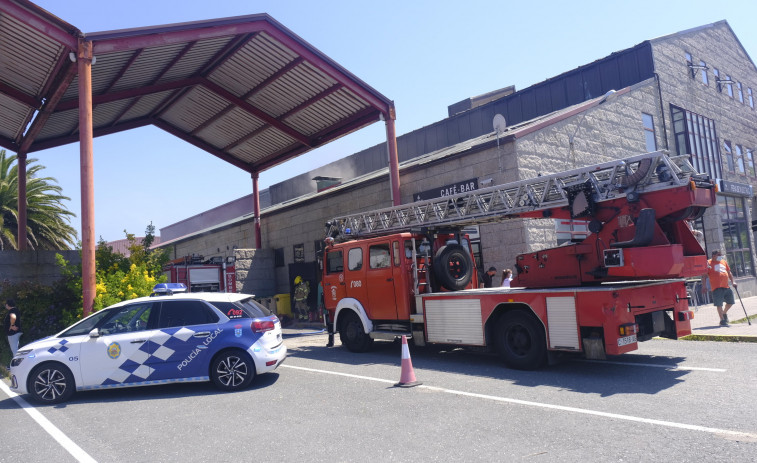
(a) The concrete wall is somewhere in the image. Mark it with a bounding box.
[234,248,276,297]
[0,250,80,286]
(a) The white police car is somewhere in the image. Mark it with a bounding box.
[10,285,286,404]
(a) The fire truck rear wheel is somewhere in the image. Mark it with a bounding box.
[432,244,473,291]
[339,311,374,352]
[495,310,547,370]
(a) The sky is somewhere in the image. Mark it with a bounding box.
[18,0,757,242]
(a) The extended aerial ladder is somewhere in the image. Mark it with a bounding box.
[324,150,716,288]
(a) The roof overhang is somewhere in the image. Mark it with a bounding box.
[0,0,395,173]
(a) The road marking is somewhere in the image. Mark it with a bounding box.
[574,359,727,372]
[0,381,97,463]
[282,364,756,440]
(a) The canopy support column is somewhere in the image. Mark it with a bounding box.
[252,171,262,248]
[17,151,27,250]
[385,107,400,206]
[78,39,96,316]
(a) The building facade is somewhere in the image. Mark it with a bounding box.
[157,21,757,300]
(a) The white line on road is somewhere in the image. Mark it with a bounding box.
[282,364,756,440]
[0,381,97,463]
[573,359,727,372]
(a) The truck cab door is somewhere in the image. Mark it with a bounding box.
[323,248,346,310]
[366,242,398,320]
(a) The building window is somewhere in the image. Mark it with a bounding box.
[274,247,285,267]
[642,113,656,152]
[699,60,708,85]
[725,75,734,98]
[737,82,744,103]
[713,68,721,92]
[293,243,305,263]
[719,195,755,277]
[685,52,692,65]
[723,140,734,173]
[670,105,722,179]
[735,144,745,175]
[748,148,756,178]
[748,87,754,109]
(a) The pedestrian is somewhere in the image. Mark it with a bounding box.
[702,250,737,326]
[4,298,23,357]
[501,269,513,288]
[480,266,497,288]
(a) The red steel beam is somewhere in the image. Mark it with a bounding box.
[28,118,153,152]
[0,81,41,108]
[153,119,255,173]
[55,76,205,111]
[0,0,80,50]
[77,38,96,317]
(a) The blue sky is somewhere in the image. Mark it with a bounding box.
[24,0,757,242]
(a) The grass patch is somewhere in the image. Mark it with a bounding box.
[680,334,757,343]
[729,313,757,325]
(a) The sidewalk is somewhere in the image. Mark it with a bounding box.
[688,293,757,341]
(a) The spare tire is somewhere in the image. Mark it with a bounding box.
[432,244,473,291]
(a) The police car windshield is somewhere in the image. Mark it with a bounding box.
[59,307,114,337]
[210,298,272,320]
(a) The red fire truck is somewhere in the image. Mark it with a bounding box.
[321,151,716,369]
[163,255,236,293]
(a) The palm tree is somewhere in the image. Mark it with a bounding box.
[0,149,77,250]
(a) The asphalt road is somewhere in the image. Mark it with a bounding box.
[2,334,756,462]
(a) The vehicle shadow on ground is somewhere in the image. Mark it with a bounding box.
[0,373,281,409]
[289,338,689,397]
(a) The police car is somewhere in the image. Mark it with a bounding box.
[9,284,286,404]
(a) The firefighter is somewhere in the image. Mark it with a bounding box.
[293,276,310,321]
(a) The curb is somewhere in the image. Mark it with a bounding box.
[681,334,757,343]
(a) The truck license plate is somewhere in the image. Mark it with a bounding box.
[617,335,637,346]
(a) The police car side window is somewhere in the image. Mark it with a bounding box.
[158,300,219,328]
[100,303,154,335]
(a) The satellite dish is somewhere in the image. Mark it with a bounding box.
[493,114,507,135]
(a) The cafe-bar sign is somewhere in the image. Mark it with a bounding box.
[719,179,753,197]
[414,178,479,202]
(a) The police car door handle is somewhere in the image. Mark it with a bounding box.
[193,332,211,338]
[131,339,146,344]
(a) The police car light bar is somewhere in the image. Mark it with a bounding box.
[152,283,188,295]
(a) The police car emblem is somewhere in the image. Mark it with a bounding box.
[107,342,121,359]
[234,324,242,337]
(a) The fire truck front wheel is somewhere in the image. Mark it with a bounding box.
[339,311,374,352]
[495,310,547,370]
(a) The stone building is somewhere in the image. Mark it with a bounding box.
[157,20,757,299]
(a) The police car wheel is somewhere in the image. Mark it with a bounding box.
[495,310,547,370]
[28,363,75,404]
[211,350,255,391]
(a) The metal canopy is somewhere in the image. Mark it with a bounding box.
[0,0,395,173]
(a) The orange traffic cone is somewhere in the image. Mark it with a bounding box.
[395,335,422,387]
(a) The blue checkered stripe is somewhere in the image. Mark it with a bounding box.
[47,339,70,354]
[100,327,197,386]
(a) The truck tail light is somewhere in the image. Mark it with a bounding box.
[252,319,275,332]
[678,310,694,321]
[618,323,638,336]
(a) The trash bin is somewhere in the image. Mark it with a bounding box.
[274,293,291,316]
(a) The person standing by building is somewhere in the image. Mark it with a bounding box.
[4,299,22,356]
[703,250,737,326]
[501,269,513,288]
[480,266,497,288]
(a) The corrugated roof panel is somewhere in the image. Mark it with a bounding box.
[62,50,135,101]
[0,13,62,97]
[0,93,32,141]
[251,61,335,117]
[286,88,368,135]
[93,99,133,127]
[231,128,295,163]
[209,32,298,97]
[160,86,230,131]
[119,90,175,122]
[111,43,188,93]
[159,36,233,83]
[196,106,265,148]
[37,109,79,140]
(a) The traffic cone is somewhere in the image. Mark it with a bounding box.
[395,335,422,387]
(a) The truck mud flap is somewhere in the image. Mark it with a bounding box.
[582,337,606,360]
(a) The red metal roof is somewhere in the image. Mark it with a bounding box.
[0,0,394,173]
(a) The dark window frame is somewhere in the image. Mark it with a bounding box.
[642,112,656,152]
[719,195,755,278]
[670,105,722,179]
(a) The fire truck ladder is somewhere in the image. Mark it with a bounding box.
[325,150,708,240]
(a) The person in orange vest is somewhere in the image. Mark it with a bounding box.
[703,250,737,326]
